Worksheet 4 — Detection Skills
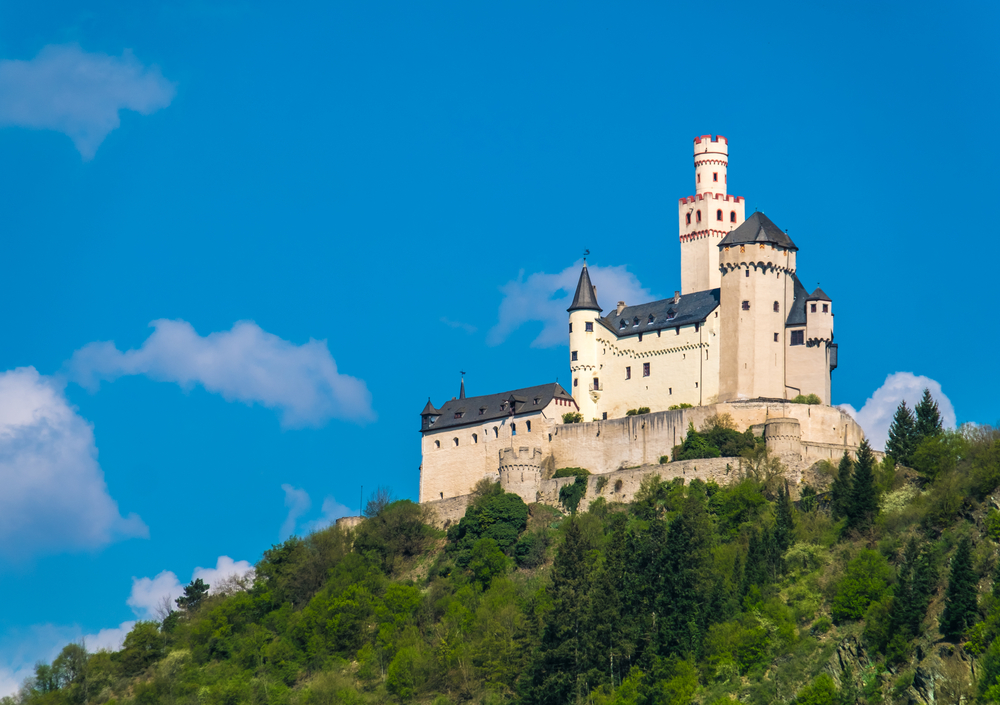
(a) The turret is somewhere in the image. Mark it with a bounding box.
[419,399,441,431]
[567,261,602,422]
[678,135,746,294]
[717,212,798,401]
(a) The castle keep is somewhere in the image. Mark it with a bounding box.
[417,135,862,511]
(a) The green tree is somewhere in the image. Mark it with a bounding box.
[914,388,943,441]
[792,672,839,704]
[119,621,165,677]
[846,439,879,531]
[832,549,893,623]
[467,537,508,588]
[176,578,210,611]
[940,535,978,640]
[885,401,918,466]
[830,452,853,520]
[673,422,722,461]
[773,482,795,556]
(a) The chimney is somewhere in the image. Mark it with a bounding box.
[674,291,681,304]
[616,301,626,315]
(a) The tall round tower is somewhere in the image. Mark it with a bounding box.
[567,261,602,421]
[717,212,798,401]
[678,135,746,295]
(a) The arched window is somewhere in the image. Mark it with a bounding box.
[686,213,691,225]
[453,437,459,447]
[493,426,499,438]
[472,433,478,444]
[716,209,723,221]
[696,210,702,223]
[713,172,718,182]
[434,440,440,448]
[511,423,517,436]
[773,301,780,312]
[526,420,531,432]
[730,211,736,223]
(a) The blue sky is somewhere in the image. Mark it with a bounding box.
[0,0,997,691]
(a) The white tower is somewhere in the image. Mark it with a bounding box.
[678,135,746,294]
[567,261,602,421]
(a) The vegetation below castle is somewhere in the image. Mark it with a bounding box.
[10,397,1000,705]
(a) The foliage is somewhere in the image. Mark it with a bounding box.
[845,439,879,531]
[562,412,583,424]
[914,388,943,438]
[829,451,852,520]
[625,407,650,416]
[668,403,693,409]
[176,578,210,612]
[790,393,822,405]
[831,549,893,623]
[354,499,434,574]
[559,475,589,514]
[886,400,918,466]
[940,534,978,640]
[447,483,528,564]
[552,467,590,479]
[672,419,759,462]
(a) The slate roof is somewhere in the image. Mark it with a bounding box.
[420,399,440,416]
[567,263,602,312]
[597,288,720,337]
[718,211,798,251]
[785,275,809,327]
[806,287,831,301]
[421,382,575,433]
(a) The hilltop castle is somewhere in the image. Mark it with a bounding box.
[417,135,863,513]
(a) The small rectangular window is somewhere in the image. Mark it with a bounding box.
[585,322,593,332]
[694,323,699,332]
[593,378,599,390]
[773,301,780,312]
[810,303,817,313]
[791,330,804,346]
[745,269,750,278]
[602,412,607,420]
[571,351,578,361]
[625,366,631,380]
[713,172,718,182]
[676,327,680,335]
[643,362,650,377]
[569,323,573,333]
[574,378,578,387]
[669,387,672,395]
[774,333,779,342]
[823,303,829,313]
[742,301,750,311]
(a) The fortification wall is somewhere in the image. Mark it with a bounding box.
[421,494,473,529]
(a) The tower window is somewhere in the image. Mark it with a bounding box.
[745,269,750,278]
[569,323,572,333]
[453,437,459,446]
[573,378,578,387]
[696,210,702,223]
[472,433,478,443]
[774,333,779,342]
[511,424,516,436]
[823,304,829,313]
[585,322,593,332]
[686,213,691,225]
[625,366,631,380]
[716,209,723,221]
[571,351,578,361]
[742,301,750,311]
[713,172,718,182]
[676,327,681,335]
[810,303,817,313]
[730,211,736,223]
[773,301,780,312]
[593,378,600,390]
[526,421,531,432]
[643,362,650,377]
[697,174,701,183]
[694,323,699,332]
[791,330,804,346]
[434,440,440,448]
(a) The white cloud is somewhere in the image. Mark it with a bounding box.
[0,367,147,560]
[83,621,135,652]
[302,496,353,534]
[0,44,175,159]
[280,484,311,540]
[487,261,657,348]
[440,317,477,334]
[839,372,956,451]
[127,556,255,620]
[66,319,375,428]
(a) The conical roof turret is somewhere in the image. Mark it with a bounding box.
[420,398,440,416]
[567,261,602,312]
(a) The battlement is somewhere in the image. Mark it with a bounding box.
[694,134,728,152]
[499,446,542,466]
[678,193,744,204]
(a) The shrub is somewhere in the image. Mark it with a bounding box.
[467,538,508,588]
[831,549,893,623]
[595,476,608,493]
[659,455,670,464]
[562,412,583,424]
[672,423,722,461]
[353,500,433,574]
[514,528,550,569]
[668,403,694,409]
[553,467,590,479]
[791,393,822,405]
[446,484,528,564]
[626,407,651,416]
[559,475,588,513]
[792,673,839,704]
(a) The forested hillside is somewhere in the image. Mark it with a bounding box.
[9,396,1000,705]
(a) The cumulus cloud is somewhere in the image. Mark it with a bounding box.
[839,372,956,451]
[488,261,656,348]
[127,556,254,620]
[0,44,175,159]
[66,319,375,428]
[302,496,353,534]
[84,622,135,652]
[280,484,311,540]
[0,367,146,560]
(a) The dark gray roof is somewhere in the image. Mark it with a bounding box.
[421,382,575,433]
[806,287,831,301]
[718,211,798,251]
[598,288,720,337]
[420,399,440,416]
[785,275,809,327]
[567,263,602,312]
[459,378,466,399]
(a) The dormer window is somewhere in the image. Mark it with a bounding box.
[454,412,463,419]
[533,397,540,405]
[500,402,507,411]
[632,317,639,327]
[619,319,627,330]
[666,310,675,320]
[648,314,655,324]
[479,407,486,415]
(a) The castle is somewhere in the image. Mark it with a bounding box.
[417,135,865,515]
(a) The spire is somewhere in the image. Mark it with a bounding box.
[459,376,466,399]
[567,260,602,312]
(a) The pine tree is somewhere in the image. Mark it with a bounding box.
[176,578,210,611]
[885,401,918,466]
[846,440,879,531]
[773,482,794,554]
[890,539,935,639]
[940,535,978,641]
[993,554,1000,600]
[830,451,853,520]
[915,388,943,441]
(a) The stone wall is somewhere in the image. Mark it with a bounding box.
[421,494,473,529]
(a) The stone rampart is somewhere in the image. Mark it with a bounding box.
[422,494,473,529]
